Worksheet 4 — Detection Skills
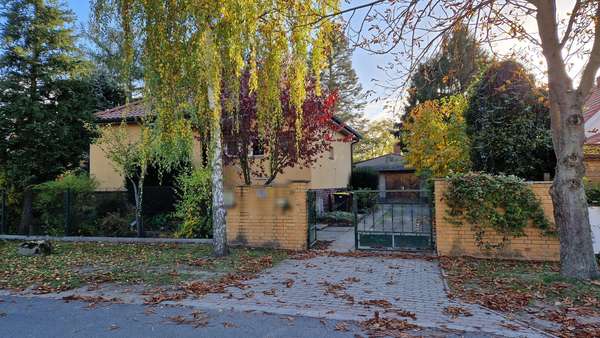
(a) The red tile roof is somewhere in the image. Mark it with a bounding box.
[94,100,147,122]
[584,78,600,145]
[94,100,362,140]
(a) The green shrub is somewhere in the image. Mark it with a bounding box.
[173,168,212,238]
[354,188,377,212]
[318,211,354,225]
[585,182,600,207]
[350,167,378,190]
[97,209,136,237]
[34,170,98,235]
[145,212,179,235]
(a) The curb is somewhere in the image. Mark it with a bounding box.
[0,234,213,245]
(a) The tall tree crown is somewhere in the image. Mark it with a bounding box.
[464,60,555,180]
[320,28,367,126]
[0,0,94,189]
[402,24,488,122]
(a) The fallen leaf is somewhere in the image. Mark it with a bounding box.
[443,306,473,319]
[359,299,393,309]
[335,321,349,332]
[223,321,238,328]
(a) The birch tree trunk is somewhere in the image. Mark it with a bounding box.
[211,114,228,256]
[209,87,228,257]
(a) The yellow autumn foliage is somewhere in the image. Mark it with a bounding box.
[404,95,471,177]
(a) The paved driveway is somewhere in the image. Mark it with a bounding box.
[357,203,432,233]
[196,255,549,337]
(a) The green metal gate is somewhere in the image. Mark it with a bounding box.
[307,190,318,248]
[353,190,432,251]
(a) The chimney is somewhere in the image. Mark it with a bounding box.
[393,142,403,155]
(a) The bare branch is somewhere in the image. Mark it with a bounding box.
[559,0,582,48]
[577,1,600,99]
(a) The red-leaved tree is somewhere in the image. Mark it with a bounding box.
[222,77,350,185]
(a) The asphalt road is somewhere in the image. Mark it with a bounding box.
[0,295,364,338]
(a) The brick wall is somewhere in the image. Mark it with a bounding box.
[434,180,560,261]
[226,182,309,251]
[585,156,600,183]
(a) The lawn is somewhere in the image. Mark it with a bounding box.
[441,257,600,337]
[0,240,287,294]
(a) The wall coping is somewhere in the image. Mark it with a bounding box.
[432,178,553,185]
[233,181,310,189]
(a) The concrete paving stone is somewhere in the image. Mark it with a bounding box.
[194,255,550,338]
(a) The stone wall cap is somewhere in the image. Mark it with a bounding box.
[431,177,552,184]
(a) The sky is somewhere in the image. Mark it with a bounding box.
[66,0,393,122]
[65,1,595,124]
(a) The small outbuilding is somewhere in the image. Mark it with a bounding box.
[353,145,421,191]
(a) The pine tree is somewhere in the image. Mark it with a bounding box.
[321,29,367,127]
[86,0,143,99]
[396,24,487,149]
[0,0,96,234]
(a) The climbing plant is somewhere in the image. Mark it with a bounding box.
[444,172,553,250]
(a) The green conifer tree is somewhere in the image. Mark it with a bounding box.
[0,0,96,234]
[321,29,368,127]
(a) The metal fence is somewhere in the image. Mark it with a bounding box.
[353,189,433,251]
[0,186,195,238]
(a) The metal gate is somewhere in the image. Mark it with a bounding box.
[307,190,318,248]
[353,189,433,251]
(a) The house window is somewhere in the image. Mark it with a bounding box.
[251,139,264,157]
[224,139,239,157]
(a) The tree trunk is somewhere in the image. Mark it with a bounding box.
[551,98,599,279]
[211,115,228,257]
[534,2,600,279]
[239,153,251,185]
[19,188,33,235]
[136,179,144,237]
[129,177,144,237]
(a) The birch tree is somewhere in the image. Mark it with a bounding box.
[94,0,340,256]
[96,120,154,237]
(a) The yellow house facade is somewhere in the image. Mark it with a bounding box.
[90,101,361,191]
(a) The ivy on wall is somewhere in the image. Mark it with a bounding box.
[444,172,554,249]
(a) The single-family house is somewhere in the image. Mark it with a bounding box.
[89,101,361,191]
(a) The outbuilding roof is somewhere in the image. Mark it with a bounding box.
[353,153,414,172]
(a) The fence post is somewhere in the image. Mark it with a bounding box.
[0,190,6,234]
[64,189,72,236]
[352,192,358,250]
